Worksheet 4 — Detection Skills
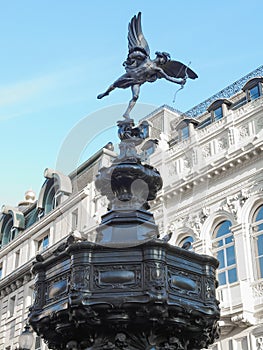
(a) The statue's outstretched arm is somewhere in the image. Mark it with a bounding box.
[157,67,186,85]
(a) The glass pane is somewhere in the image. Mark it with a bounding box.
[214,106,223,121]
[259,257,263,279]
[217,250,225,268]
[179,236,194,250]
[257,234,263,256]
[255,206,263,221]
[216,220,231,238]
[249,85,260,100]
[257,223,263,232]
[181,126,189,140]
[217,239,223,247]
[218,272,226,285]
[228,268,237,283]
[226,246,236,266]
[43,236,49,250]
[225,235,234,244]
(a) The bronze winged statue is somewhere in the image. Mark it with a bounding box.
[97,12,198,119]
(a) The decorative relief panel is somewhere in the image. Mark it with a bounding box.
[144,261,166,292]
[202,143,211,158]
[47,273,70,303]
[93,264,142,290]
[169,139,191,155]
[167,161,177,177]
[168,267,202,298]
[217,136,228,152]
[257,337,263,350]
[253,281,263,297]
[239,124,250,140]
[219,191,249,220]
[71,265,90,291]
[182,155,192,172]
[205,278,216,299]
[256,116,263,133]
[167,208,210,239]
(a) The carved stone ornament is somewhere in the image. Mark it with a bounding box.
[257,336,263,350]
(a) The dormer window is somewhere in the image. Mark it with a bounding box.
[207,98,232,123]
[172,117,199,144]
[0,207,25,247]
[242,77,263,102]
[37,168,72,218]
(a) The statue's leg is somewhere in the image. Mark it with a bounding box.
[123,85,140,119]
[97,85,115,99]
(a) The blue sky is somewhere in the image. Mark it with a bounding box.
[1,0,263,206]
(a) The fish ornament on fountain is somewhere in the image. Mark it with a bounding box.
[28,12,220,350]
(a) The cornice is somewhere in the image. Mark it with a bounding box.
[0,259,33,297]
[0,187,89,259]
[163,142,263,200]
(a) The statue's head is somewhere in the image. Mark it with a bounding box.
[155,51,171,64]
[128,47,148,62]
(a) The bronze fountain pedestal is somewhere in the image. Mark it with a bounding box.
[29,119,220,350]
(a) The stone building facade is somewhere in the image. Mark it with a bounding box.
[1,66,263,349]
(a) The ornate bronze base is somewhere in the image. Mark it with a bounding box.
[29,240,219,349]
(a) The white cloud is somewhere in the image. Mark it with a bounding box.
[0,75,57,107]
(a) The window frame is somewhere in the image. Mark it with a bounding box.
[212,220,238,286]
[252,205,263,280]
[71,209,79,231]
[213,106,223,121]
[36,232,50,253]
[248,84,260,101]
[178,235,194,250]
[8,294,16,318]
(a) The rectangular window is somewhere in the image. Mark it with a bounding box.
[72,209,79,230]
[181,126,189,140]
[15,250,20,269]
[9,295,16,317]
[38,235,49,252]
[256,234,263,278]
[213,106,223,121]
[9,320,15,340]
[0,265,2,279]
[235,337,248,350]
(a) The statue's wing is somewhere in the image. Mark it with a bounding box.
[128,12,150,56]
[161,60,198,79]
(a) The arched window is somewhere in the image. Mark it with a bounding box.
[0,207,24,248]
[44,178,59,214]
[1,215,13,246]
[213,220,237,286]
[252,205,263,279]
[37,168,72,218]
[178,236,194,250]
